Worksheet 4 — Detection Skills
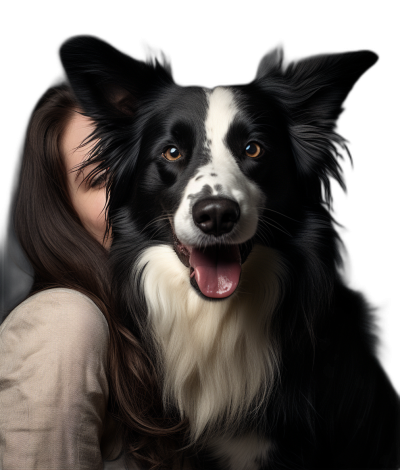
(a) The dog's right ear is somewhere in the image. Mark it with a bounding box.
[60,36,173,118]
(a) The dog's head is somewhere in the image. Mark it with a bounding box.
[61,37,377,301]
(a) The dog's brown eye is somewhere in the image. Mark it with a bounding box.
[245,142,262,158]
[163,146,182,161]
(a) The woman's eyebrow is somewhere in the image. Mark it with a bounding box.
[73,164,103,184]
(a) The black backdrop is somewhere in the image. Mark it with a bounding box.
[0,7,400,385]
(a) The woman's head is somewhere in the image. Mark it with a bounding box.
[61,111,111,249]
[14,84,110,293]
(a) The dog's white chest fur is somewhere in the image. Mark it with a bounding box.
[135,244,284,453]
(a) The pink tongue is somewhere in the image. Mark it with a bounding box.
[189,245,241,298]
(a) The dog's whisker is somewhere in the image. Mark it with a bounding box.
[139,214,175,236]
[257,216,292,237]
[255,226,272,246]
[261,208,301,223]
[259,223,290,239]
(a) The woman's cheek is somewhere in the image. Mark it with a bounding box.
[77,191,108,244]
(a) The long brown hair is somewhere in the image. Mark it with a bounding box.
[13,83,188,469]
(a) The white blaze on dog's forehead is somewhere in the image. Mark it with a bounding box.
[203,87,261,210]
[205,87,238,156]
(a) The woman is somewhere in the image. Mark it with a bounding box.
[0,84,188,469]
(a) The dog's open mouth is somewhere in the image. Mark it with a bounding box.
[173,231,252,299]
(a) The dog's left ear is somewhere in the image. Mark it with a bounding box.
[60,36,173,118]
[256,50,378,203]
[256,49,377,124]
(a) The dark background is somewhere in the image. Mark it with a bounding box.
[0,6,400,386]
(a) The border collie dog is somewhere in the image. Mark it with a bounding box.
[61,37,400,469]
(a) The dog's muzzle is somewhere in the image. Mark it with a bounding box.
[172,196,248,300]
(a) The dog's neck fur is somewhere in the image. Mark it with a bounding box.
[135,244,285,443]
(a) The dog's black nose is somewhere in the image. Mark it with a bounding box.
[192,197,240,236]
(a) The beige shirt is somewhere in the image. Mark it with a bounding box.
[0,288,130,470]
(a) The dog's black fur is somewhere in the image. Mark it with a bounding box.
[61,37,400,469]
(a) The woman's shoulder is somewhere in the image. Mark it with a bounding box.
[0,288,112,468]
[1,287,108,330]
[0,288,109,359]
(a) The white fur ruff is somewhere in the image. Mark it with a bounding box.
[134,244,285,445]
